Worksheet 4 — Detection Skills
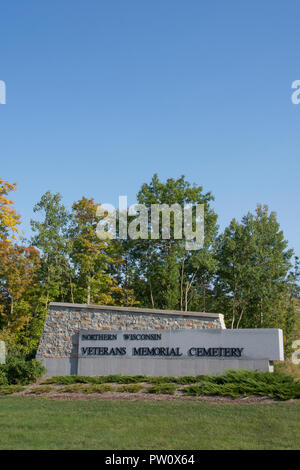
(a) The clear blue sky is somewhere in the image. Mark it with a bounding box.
[0,1,299,257]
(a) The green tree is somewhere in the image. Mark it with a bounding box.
[119,174,218,311]
[30,191,73,308]
[69,197,134,305]
[0,241,41,349]
[0,180,42,354]
[215,205,295,353]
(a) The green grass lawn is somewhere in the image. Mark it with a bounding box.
[0,397,299,450]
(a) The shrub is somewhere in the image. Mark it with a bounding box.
[99,374,123,383]
[118,375,146,384]
[87,384,115,394]
[0,367,8,386]
[42,375,91,385]
[117,384,144,393]
[183,369,300,400]
[172,376,200,385]
[3,352,45,385]
[59,384,89,393]
[27,385,55,395]
[38,370,300,400]
[42,376,66,384]
[145,383,177,395]
[59,383,114,394]
[0,385,24,395]
[43,375,124,385]
[147,376,177,385]
[43,374,148,385]
[88,376,120,384]
[66,375,92,384]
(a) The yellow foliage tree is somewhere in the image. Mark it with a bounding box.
[0,178,20,241]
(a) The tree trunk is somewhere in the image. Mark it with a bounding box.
[87,283,91,305]
[202,278,206,312]
[180,260,184,311]
[184,267,199,311]
[149,279,155,309]
[70,277,74,303]
[8,296,13,327]
[45,291,49,310]
[236,308,244,329]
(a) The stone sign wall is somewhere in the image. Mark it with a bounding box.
[36,302,225,377]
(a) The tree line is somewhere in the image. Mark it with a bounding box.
[0,174,298,356]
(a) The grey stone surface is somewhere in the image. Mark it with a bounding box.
[36,302,225,360]
[75,328,282,376]
[77,357,273,375]
[79,328,284,361]
[37,357,77,377]
[38,356,273,377]
[0,341,5,364]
